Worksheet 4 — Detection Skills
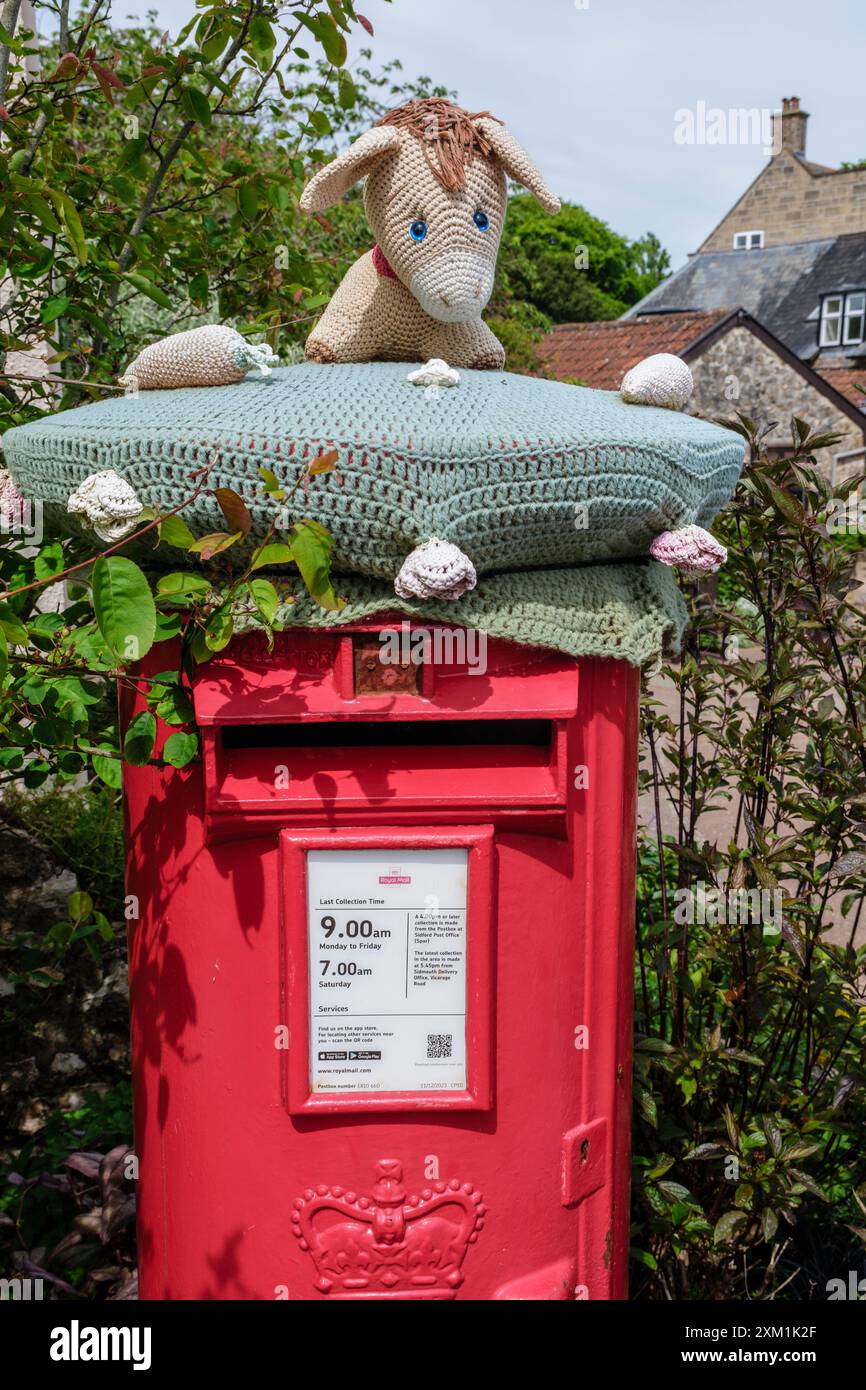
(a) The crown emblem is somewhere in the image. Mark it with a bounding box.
[291,1160,485,1299]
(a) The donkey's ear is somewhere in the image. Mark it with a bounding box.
[474,117,560,215]
[299,126,402,213]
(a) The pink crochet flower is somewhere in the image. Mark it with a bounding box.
[395,537,477,600]
[0,469,26,527]
[650,524,727,576]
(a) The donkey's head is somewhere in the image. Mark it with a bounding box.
[300,98,560,324]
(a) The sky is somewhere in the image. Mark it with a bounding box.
[109,0,865,269]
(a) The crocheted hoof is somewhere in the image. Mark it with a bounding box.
[395,538,477,601]
[621,353,693,411]
[650,524,727,575]
[407,358,460,388]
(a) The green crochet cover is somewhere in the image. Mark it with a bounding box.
[3,362,743,570]
[2,361,742,662]
[228,563,689,668]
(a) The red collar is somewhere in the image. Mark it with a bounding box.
[371,244,398,280]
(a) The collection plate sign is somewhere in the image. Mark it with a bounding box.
[306,847,468,1093]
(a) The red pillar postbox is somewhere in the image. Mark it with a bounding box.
[123,620,638,1301]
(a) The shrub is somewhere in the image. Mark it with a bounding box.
[632,417,866,1299]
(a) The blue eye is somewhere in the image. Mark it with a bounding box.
[409,219,428,242]
[473,209,490,231]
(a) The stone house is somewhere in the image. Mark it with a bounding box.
[543,95,866,481]
[540,310,866,480]
[698,97,866,252]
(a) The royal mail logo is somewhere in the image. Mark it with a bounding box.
[379,867,411,884]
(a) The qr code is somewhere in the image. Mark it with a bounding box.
[427,1033,452,1059]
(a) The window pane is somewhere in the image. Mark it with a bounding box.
[822,317,842,345]
[749,232,763,247]
[734,234,747,249]
[824,297,843,315]
[847,292,866,312]
[844,312,864,344]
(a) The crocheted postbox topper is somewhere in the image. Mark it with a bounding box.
[299,98,560,370]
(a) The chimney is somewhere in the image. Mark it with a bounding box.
[772,96,809,157]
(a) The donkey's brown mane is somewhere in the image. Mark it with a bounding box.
[376,98,502,192]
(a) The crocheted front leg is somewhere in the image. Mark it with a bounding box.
[305,252,391,364]
[425,316,505,371]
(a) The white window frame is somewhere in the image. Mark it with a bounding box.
[820,295,844,347]
[820,292,866,348]
[733,229,764,250]
[843,291,866,346]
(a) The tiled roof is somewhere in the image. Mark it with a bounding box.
[817,365,866,410]
[539,311,731,389]
[626,233,866,363]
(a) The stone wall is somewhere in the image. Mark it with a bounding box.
[699,151,866,252]
[688,325,865,480]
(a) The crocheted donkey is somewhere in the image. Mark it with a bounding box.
[299,98,560,370]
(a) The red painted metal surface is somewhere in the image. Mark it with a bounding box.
[123,622,639,1300]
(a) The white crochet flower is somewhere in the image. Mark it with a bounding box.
[621,353,693,411]
[67,470,144,544]
[233,340,280,377]
[407,358,460,388]
[395,537,476,601]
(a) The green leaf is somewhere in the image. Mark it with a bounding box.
[24,193,62,235]
[124,271,173,310]
[34,542,64,581]
[246,15,276,66]
[713,1210,748,1245]
[39,295,71,325]
[248,578,279,624]
[188,271,209,303]
[0,601,28,645]
[158,514,196,550]
[45,188,88,263]
[92,556,157,663]
[238,182,260,221]
[181,86,212,127]
[156,571,213,599]
[258,466,284,496]
[250,542,294,572]
[163,731,199,768]
[92,749,123,789]
[338,70,357,109]
[0,627,7,685]
[291,520,343,610]
[189,626,215,665]
[67,890,93,921]
[205,607,233,651]
[309,110,333,137]
[93,910,115,943]
[154,610,183,641]
[124,710,157,766]
[155,686,195,726]
[317,13,348,66]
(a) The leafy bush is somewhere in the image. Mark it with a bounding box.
[632,417,866,1299]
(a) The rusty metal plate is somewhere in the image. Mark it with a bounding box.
[353,636,421,695]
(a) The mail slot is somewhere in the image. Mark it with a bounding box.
[123,621,639,1300]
